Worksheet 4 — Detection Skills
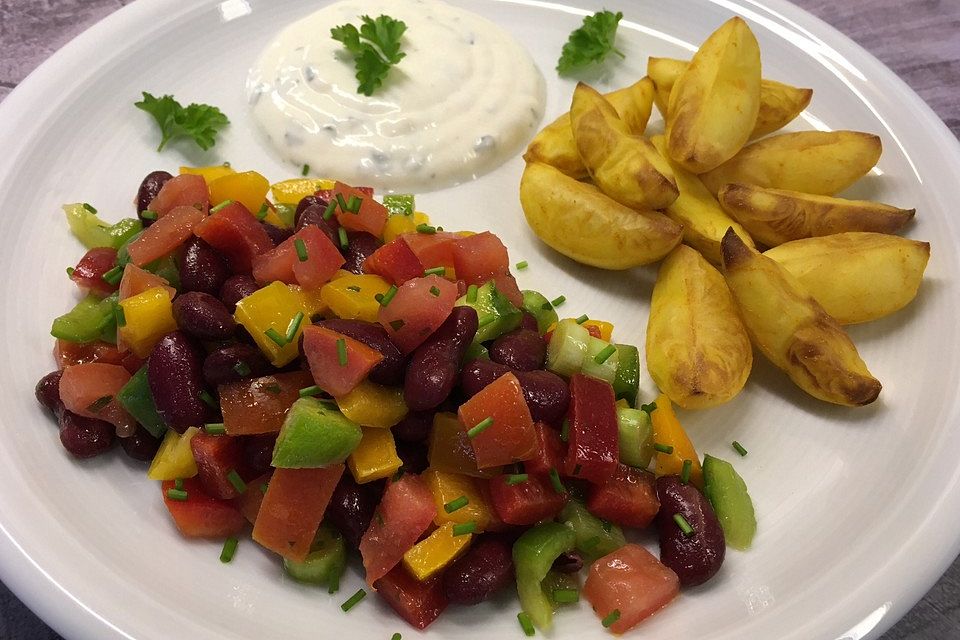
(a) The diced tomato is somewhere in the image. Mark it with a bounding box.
[360,474,437,586]
[252,225,344,288]
[193,202,274,273]
[161,478,246,539]
[363,238,424,285]
[118,263,175,300]
[488,472,567,525]
[252,465,344,561]
[70,247,119,297]
[458,372,537,469]
[220,371,314,435]
[148,174,209,217]
[333,182,387,237]
[53,340,125,369]
[301,326,384,397]
[127,205,206,267]
[58,362,135,435]
[525,422,566,478]
[354,186,375,198]
[189,433,246,500]
[583,544,680,634]
[378,276,457,353]
[374,565,449,630]
[238,472,272,524]
[490,273,524,308]
[587,464,660,529]
[564,374,619,485]
[452,232,509,286]
[402,232,459,270]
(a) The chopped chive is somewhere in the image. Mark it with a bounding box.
[466,284,478,303]
[263,383,281,394]
[582,535,600,550]
[680,459,693,484]
[141,209,158,220]
[204,422,226,435]
[199,390,218,408]
[301,164,310,176]
[299,385,322,398]
[294,238,308,262]
[444,496,469,513]
[391,634,402,640]
[166,488,188,501]
[550,295,566,307]
[388,319,405,331]
[506,473,528,486]
[115,306,127,328]
[101,265,123,285]
[515,260,528,270]
[601,609,621,628]
[429,286,441,297]
[594,344,617,364]
[233,361,251,376]
[346,285,361,292]
[732,441,748,457]
[572,464,582,476]
[477,315,496,328]
[601,519,612,533]
[66,266,75,278]
[553,588,579,604]
[540,302,552,311]
[328,573,340,594]
[323,200,338,220]
[378,285,398,307]
[548,468,566,494]
[423,266,446,277]
[255,203,269,220]
[673,513,695,537]
[336,193,349,212]
[226,470,247,494]
[415,223,436,234]
[467,417,494,438]
[337,338,348,366]
[285,311,305,342]
[640,401,658,414]
[264,327,287,347]
[86,395,112,413]
[346,195,362,213]
[220,536,239,563]
[340,588,366,612]
[452,521,476,536]
[518,612,535,637]
[653,442,674,454]
[260,483,269,494]
[338,226,349,250]
[210,199,233,213]
[560,418,570,442]
[575,314,589,324]
[174,478,184,491]
[82,202,98,214]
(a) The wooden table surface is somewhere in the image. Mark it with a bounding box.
[1,1,958,639]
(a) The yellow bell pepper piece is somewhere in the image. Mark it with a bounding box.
[423,468,497,531]
[147,427,200,480]
[179,164,236,183]
[208,170,270,216]
[583,319,614,341]
[428,413,501,478]
[651,393,704,488]
[289,285,328,318]
[118,286,177,358]
[382,211,431,243]
[402,522,471,581]
[337,380,408,427]
[270,178,335,204]
[320,274,391,323]
[347,427,402,484]
[233,282,307,366]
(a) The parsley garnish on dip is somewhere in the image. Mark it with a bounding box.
[246,0,545,193]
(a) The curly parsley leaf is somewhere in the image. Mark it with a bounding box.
[134,92,230,152]
[556,10,625,75]
[332,15,407,96]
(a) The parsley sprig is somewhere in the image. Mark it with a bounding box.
[556,10,625,75]
[331,15,408,96]
[134,92,229,152]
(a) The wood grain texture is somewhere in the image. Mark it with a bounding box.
[0,1,957,639]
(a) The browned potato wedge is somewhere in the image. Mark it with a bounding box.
[721,229,881,406]
[701,131,883,195]
[650,134,754,265]
[647,245,753,409]
[523,78,655,178]
[718,183,915,247]
[666,18,761,173]
[764,232,930,324]
[519,162,682,269]
[571,83,679,210]
[648,57,813,139]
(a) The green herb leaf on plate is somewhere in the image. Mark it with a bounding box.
[134,92,230,152]
[556,9,625,76]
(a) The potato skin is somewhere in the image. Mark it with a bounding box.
[718,183,915,247]
[721,229,881,406]
[647,245,752,409]
[666,18,762,173]
[764,232,930,324]
[701,131,882,196]
[519,162,682,269]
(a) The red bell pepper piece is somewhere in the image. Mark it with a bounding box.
[70,247,119,297]
[488,472,568,525]
[375,564,449,630]
[363,237,424,285]
[127,205,206,267]
[452,231,509,286]
[252,224,345,289]
[458,372,537,469]
[524,422,566,478]
[564,374,619,484]
[378,275,458,353]
[586,464,660,528]
[161,478,246,539]
[302,325,384,397]
[252,464,344,561]
[189,433,247,500]
[193,202,274,273]
[333,181,388,237]
[148,173,209,217]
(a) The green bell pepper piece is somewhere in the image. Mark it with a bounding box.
[612,343,640,406]
[272,398,362,468]
[464,341,489,361]
[273,202,297,228]
[116,367,167,438]
[282,523,346,591]
[513,522,575,631]
[616,406,654,469]
[703,454,757,550]
[51,293,118,344]
[64,203,142,250]
[558,500,626,563]
[521,289,559,335]
[455,280,522,343]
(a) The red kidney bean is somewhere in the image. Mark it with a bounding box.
[552,551,584,574]
[656,475,725,587]
[135,170,173,225]
[392,411,433,443]
[489,329,546,371]
[460,360,569,426]
[148,331,210,433]
[343,231,381,274]
[404,307,479,411]
[178,237,230,296]
[315,318,406,386]
[261,221,293,245]
[520,312,539,333]
[119,426,162,461]
[442,536,514,605]
[395,440,429,475]
[36,370,65,417]
[59,411,114,458]
[202,343,270,387]
[326,474,383,548]
[219,275,259,313]
[295,194,328,221]
[295,197,340,246]
[242,433,277,477]
[173,292,236,341]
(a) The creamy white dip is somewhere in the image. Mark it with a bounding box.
[247,0,545,192]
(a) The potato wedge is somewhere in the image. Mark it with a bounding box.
[764,232,930,324]
[650,134,754,265]
[571,83,679,210]
[647,245,753,409]
[665,18,761,173]
[718,183,915,247]
[648,57,812,139]
[720,229,881,406]
[519,162,682,269]
[701,131,882,195]
[523,78,655,178]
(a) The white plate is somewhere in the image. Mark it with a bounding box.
[1,0,958,638]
